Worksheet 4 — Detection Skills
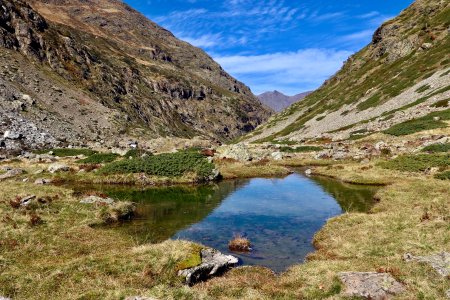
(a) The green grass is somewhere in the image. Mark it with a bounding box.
[280,146,323,153]
[124,149,153,158]
[415,84,431,93]
[34,148,97,157]
[77,153,120,164]
[379,153,450,173]
[100,151,214,179]
[435,170,450,180]
[422,143,450,153]
[384,109,450,136]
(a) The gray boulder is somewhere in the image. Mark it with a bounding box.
[34,178,52,185]
[404,252,450,277]
[20,195,37,207]
[48,163,70,173]
[178,248,238,285]
[80,195,115,205]
[219,143,252,161]
[338,272,405,299]
[0,168,24,180]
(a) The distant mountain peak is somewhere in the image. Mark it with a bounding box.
[257,90,312,112]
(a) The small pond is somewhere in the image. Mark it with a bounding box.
[71,172,378,272]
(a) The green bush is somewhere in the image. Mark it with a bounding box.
[435,171,450,180]
[34,148,97,157]
[280,146,322,153]
[379,154,450,173]
[124,149,153,158]
[384,109,450,136]
[100,151,214,179]
[422,143,450,153]
[77,153,120,164]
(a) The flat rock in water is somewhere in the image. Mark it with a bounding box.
[338,272,405,300]
[404,252,450,277]
[178,248,238,285]
[80,195,115,205]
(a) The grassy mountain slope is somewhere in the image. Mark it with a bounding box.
[0,0,271,149]
[245,0,450,143]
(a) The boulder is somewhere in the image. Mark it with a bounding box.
[0,168,24,180]
[404,252,450,277]
[178,248,239,285]
[271,151,283,161]
[338,272,405,299]
[219,143,252,161]
[305,169,312,176]
[34,178,52,185]
[80,196,115,205]
[48,163,70,173]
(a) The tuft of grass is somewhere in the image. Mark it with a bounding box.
[379,154,450,173]
[384,109,450,136]
[415,84,431,93]
[435,170,450,180]
[96,201,136,224]
[34,148,97,157]
[279,146,322,153]
[100,151,214,180]
[228,235,251,252]
[422,143,450,153]
[77,153,120,164]
[431,99,449,108]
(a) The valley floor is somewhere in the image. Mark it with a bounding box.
[0,136,449,299]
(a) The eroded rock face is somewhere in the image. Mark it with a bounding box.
[178,248,238,285]
[404,252,450,277]
[338,272,405,300]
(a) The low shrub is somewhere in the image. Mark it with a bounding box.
[379,154,450,173]
[34,148,97,157]
[384,109,450,136]
[431,99,449,108]
[77,153,120,164]
[100,151,214,179]
[422,143,450,153]
[124,149,153,158]
[280,146,322,153]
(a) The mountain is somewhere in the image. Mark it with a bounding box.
[245,0,449,143]
[257,91,312,112]
[0,0,271,152]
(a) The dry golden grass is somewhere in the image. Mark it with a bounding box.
[216,160,292,180]
[228,236,251,252]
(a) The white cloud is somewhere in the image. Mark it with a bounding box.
[214,49,352,94]
[179,33,223,48]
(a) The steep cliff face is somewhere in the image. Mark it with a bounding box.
[0,0,271,150]
[245,0,450,143]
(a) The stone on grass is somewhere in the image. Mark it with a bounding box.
[34,178,52,185]
[47,163,69,173]
[80,196,115,205]
[404,252,450,277]
[20,195,37,207]
[0,168,24,179]
[219,143,252,161]
[178,248,238,285]
[338,272,405,300]
[125,297,158,300]
[271,151,283,161]
[0,296,12,300]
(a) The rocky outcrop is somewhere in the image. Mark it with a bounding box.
[338,272,405,299]
[0,0,271,152]
[404,252,450,277]
[178,248,239,285]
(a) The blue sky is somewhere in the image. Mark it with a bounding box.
[124,0,414,95]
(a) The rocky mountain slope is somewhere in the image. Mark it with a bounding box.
[0,0,271,153]
[245,0,450,143]
[257,90,311,112]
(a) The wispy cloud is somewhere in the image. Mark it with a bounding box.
[214,49,352,94]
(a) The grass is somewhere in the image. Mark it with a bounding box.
[34,148,97,157]
[379,153,450,173]
[77,153,120,164]
[216,159,291,179]
[415,84,431,93]
[279,146,322,153]
[422,143,450,153]
[435,170,450,180]
[124,149,153,158]
[100,151,215,180]
[384,109,450,136]
[228,235,251,252]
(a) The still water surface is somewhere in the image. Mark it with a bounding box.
[74,172,378,272]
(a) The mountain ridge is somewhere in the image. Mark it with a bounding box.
[0,0,271,153]
[257,90,312,112]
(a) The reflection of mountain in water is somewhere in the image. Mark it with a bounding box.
[309,176,379,212]
[73,180,250,243]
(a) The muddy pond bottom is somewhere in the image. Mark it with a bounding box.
[73,173,378,272]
